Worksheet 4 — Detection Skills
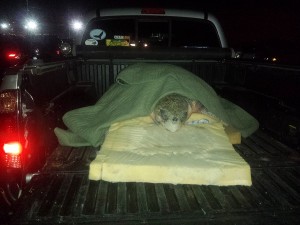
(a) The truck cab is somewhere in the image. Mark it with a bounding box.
[81,8,227,48]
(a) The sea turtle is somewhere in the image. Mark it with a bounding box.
[150,93,206,132]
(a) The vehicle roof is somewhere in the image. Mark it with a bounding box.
[84,8,227,48]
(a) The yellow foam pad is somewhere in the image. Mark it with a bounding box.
[89,114,251,186]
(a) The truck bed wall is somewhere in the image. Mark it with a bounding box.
[74,59,300,109]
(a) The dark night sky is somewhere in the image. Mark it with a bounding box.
[1,0,299,50]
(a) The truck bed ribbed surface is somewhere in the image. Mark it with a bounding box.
[11,129,300,225]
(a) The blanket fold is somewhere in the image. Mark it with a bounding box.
[55,63,259,147]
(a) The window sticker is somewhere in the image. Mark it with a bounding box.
[85,39,98,46]
[106,35,130,46]
[90,29,106,40]
[106,39,129,46]
[114,35,130,40]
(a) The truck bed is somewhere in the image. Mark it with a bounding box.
[11,129,300,225]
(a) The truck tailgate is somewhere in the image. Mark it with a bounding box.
[11,130,300,225]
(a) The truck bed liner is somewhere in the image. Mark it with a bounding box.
[11,129,300,225]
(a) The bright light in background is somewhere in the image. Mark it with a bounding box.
[1,22,10,29]
[24,19,38,31]
[71,20,83,31]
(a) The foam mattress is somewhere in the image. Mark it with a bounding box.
[89,114,252,186]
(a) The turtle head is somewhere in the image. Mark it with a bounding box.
[152,94,192,132]
[158,108,188,132]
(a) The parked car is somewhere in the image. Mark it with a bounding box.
[0,34,30,77]
[28,34,72,61]
[0,33,72,220]
[1,34,72,80]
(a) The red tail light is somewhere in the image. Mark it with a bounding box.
[141,8,165,14]
[3,142,22,155]
[2,141,22,169]
[3,142,22,168]
[0,90,22,168]
[4,154,22,168]
[6,51,21,60]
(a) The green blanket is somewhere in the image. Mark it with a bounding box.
[54,63,259,147]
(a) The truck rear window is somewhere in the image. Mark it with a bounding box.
[172,20,221,48]
[82,17,221,48]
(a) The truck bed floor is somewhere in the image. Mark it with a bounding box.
[11,129,300,225]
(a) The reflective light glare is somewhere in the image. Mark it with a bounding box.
[3,142,22,155]
[72,20,83,31]
[0,91,18,113]
[25,19,38,31]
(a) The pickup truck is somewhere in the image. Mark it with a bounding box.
[1,8,299,225]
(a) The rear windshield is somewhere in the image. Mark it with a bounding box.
[82,17,221,48]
